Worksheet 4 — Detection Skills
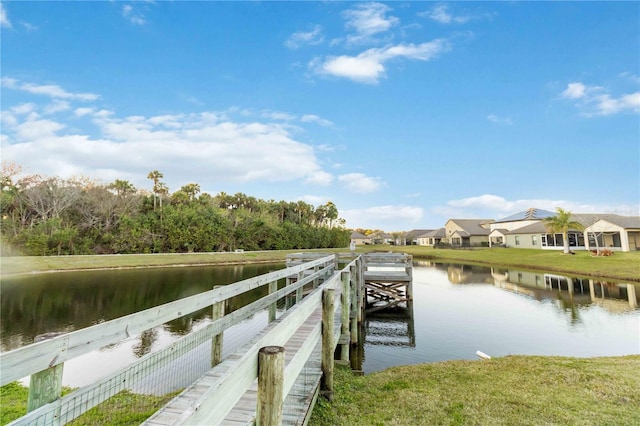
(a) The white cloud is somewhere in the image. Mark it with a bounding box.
[338,173,382,193]
[301,114,333,127]
[44,100,71,115]
[342,2,398,37]
[423,4,470,24]
[2,77,99,101]
[432,194,639,221]
[487,113,513,125]
[20,20,37,31]
[561,82,587,99]
[2,104,334,192]
[312,39,450,84]
[285,25,324,49]
[1,2,11,28]
[305,171,333,185]
[561,80,639,116]
[74,107,95,117]
[341,205,423,231]
[122,4,145,26]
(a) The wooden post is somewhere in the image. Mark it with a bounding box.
[356,257,364,324]
[627,284,638,308]
[211,286,225,367]
[349,264,358,345]
[27,333,65,413]
[296,271,304,303]
[285,276,295,309]
[321,288,335,401]
[268,280,278,323]
[340,270,351,362]
[313,265,320,288]
[256,346,285,426]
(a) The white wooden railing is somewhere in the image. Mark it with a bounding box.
[1,254,357,426]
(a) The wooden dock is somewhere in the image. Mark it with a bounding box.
[362,252,413,314]
[2,252,412,426]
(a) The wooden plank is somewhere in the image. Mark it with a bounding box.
[144,279,337,426]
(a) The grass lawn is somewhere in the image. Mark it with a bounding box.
[310,355,640,426]
[2,246,638,282]
[359,245,640,282]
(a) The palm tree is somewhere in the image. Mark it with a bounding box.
[147,170,163,210]
[543,207,584,254]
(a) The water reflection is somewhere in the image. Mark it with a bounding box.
[360,261,640,373]
[0,263,283,352]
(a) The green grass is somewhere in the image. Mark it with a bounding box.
[2,246,638,282]
[310,355,640,426]
[0,384,178,426]
[358,245,640,282]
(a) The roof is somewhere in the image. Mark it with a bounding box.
[350,231,369,239]
[447,219,494,236]
[495,213,640,234]
[495,208,556,223]
[420,228,446,238]
[585,215,640,229]
[405,229,432,239]
[506,222,547,234]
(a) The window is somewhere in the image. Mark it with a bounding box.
[452,238,461,245]
[532,235,538,246]
[515,236,520,246]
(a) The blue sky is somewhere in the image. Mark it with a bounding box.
[1,1,639,231]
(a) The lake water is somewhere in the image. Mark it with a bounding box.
[1,261,638,386]
[361,261,639,373]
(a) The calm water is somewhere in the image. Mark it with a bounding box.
[361,261,640,373]
[1,261,638,386]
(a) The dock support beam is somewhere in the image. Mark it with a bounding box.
[321,288,335,401]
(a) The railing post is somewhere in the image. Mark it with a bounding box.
[356,256,364,324]
[321,288,335,401]
[285,275,295,309]
[268,280,278,323]
[257,346,285,426]
[349,264,358,346]
[340,270,351,363]
[27,333,64,414]
[211,286,225,367]
[296,271,304,303]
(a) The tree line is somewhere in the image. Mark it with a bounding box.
[1,163,350,256]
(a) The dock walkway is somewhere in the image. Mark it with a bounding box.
[2,252,412,426]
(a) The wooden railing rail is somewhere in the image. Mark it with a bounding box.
[0,255,335,387]
[144,257,357,425]
[2,255,338,426]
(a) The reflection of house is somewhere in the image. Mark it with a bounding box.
[350,231,371,245]
[490,267,639,311]
[444,219,493,247]
[417,228,446,246]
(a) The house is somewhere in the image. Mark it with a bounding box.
[490,208,640,252]
[444,219,494,247]
[489,208,555,247]
[417,228,446,246]
[584,215,640,252]
[405,229,432,245]
[350,231,372,245]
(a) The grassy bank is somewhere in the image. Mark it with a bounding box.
[360,245,640,282]
[2,246,638,282]
[310,355,640,426]
[0,383,177,426]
